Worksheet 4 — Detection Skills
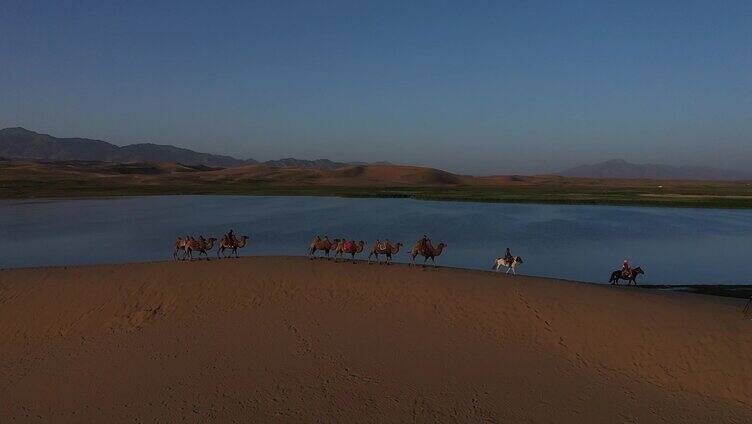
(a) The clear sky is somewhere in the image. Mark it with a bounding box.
[2,1,750,174]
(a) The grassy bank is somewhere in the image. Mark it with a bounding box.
[3,178,752,208]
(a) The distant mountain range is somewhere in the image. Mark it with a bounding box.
[559,159,751,181]
[4,128,749,181]
[0,127,386,169]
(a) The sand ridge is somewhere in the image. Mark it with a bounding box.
[1,257,751,422]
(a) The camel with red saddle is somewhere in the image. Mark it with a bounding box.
[333,240,365,263]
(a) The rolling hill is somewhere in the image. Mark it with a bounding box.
[560,159,751,181]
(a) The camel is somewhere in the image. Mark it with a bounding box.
[173,237,190,260]
[492,256,524,275]
[308,236,338,259]
[334,240,365,263]
[184,237,217,260]
[330,238,343,255]
[609,267,645,286]
[217,235,249,258]
[409,240,446,267]
[367,240,403,265]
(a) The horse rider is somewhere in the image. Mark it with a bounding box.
[504,247,513,263]
[622,259,631,277]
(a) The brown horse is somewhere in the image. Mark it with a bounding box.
[609,267,644,285]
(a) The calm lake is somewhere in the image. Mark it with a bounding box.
[1,195,750,285]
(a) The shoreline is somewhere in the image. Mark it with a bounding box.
[2,256,751,299]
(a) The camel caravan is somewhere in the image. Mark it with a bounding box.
[308,234,446,267]
[173,230,249,260]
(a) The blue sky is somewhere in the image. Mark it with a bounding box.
[1,0,750,174]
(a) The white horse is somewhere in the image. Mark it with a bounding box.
[492,256,524,275]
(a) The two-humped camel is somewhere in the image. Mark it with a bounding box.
[184,237,217,260]
[173,237,190,260]
[217,235,249,258]
[173,236,217,260]
[368,240,403,265]
[333,240,365,263]
[309,236,339,259]
[409,239,446,267]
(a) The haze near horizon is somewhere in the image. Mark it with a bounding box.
[2,1,750,174]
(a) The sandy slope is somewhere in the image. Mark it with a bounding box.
[6,159,749,189]
[1,257,751,422]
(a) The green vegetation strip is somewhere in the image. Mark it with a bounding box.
[2,180,752,209]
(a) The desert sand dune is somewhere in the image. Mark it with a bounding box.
[1,257,751,422]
